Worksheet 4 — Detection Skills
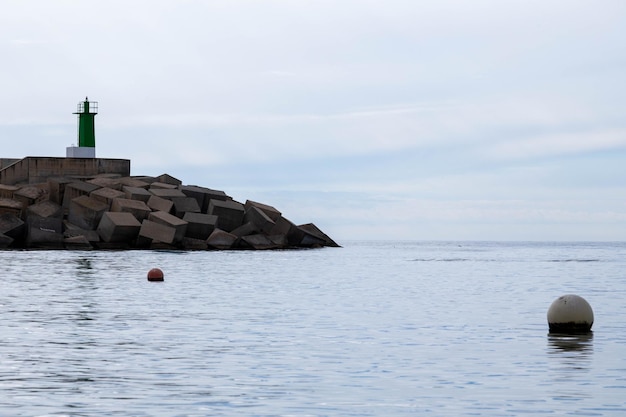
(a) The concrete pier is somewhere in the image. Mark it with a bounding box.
[0,157,339,250]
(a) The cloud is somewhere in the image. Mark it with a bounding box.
[486,129,626,160]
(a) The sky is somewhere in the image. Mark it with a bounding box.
[1,0,625,241]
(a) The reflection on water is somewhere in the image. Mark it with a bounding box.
[75,257,93,273]
[548,332,594,355]
[547,333,594,400]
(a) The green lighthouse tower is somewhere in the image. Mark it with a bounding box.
[67,97,98,158]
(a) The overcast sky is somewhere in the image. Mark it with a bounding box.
[1,1,625,241]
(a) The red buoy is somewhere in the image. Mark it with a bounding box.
[147,268,164,282]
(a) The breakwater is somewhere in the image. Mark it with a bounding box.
[0,172,338,250]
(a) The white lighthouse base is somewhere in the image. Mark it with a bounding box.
[67,146,96,158]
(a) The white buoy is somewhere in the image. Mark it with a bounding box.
[547,294,594,333]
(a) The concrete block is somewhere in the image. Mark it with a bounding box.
[180,237,208,250]
[131,176,157,184]
[206,228,237,250]
[298,223,340,247]
[149,188,186,200]
[111,198,151,222]
[268,234,288,247]
[181,185,230,212]
[123,186,152,202]
[90,187,125,209]
[147,195,174,213]
[243,206,276,234]
[182,212,218,240]
[0,184,19,199]
[97,211,142,243]
[208,199,245,232]
[171,197,201,218]
[231,222,259,238]
[87,176,123,190]
[63,235,93,250]
[138,219,177,245]
[0,233,13,248]
[156,173,182,186]
[26,200,63,221]
[268,216,305,246]
[68,195,109,230]
[119,177,150,189]
[26,215,63,232]
[62,181,101,210]
[63,220,101,242]
[150,182,178,190]
[245,200,282,221]
[148,211,188,242]
[47,177,73,205]
[0,198,23,217]
[26,217,64,248]
[0,213,25,240]
[14,186,44,208]
[240,234,280,250]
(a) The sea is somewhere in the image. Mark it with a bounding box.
[1,241,625,416]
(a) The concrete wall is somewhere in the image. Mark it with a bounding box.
[0,159,20,170]
[0,157,131,185]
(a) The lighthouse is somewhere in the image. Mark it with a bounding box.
[66,97,98,158]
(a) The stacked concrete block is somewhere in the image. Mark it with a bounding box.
[97,212,142,243]
[231,222,259,238]
[25,216,64,248]
[208,199,245,232]
[148,211,188,242]
[47,177,73,205]
[0,184,19,199]
[0,198,23,217]
[244,200,282,221]
[62,181,101,210]
[171,197,201,218]
[0,170,339,250]
[14,186,44,208]
[90,187,125,209]
[181,185,230,213]
[0,213,24,244]
[87,176,123,190]
[156,173,182,186]
[26,200,63,222]
[206,229,238,250]
[180,237,208,250]
[63,235,93,250]
[63,220,101,243]
[149,188,186,200]
[243,206,276,234]
[150,182,178,190]
[147,195,174,213]
[180,185,209,212]
[119,177,150,189]
[137,219,177,245]
[0,233,13,248]
[123,186,152,202]
[111,198,151,222]
[268,233,288,247]
[182,212,217,240]
[240,234,280,250]
[298,223,340,247]
[268,216,305,246]
[68,195,109,230]
[131,176,157,184]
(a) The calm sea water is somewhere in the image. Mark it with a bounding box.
[1,241,625,416]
